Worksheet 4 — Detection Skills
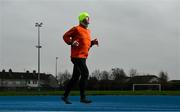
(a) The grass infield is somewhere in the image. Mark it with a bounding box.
[0,90,180,96]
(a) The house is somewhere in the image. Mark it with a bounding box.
[129,75,159,83]
[0,69,59,89]
[169,80,180,83]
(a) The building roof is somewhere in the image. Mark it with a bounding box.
[0,70,51,80]
[129,75,159,83]
[169,80,180,83]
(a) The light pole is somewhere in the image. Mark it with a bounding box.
[55,57,59,79]
[35,22,43,91]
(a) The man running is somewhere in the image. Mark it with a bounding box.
[62,12,99,104]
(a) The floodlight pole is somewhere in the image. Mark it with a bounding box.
[35,22,43,91]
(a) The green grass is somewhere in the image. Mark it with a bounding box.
[0,90,180,96]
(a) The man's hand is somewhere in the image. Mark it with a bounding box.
[72,40,79,47]
[92,38,99,47]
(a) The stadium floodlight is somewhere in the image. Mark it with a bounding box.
[35,22,43,91]
[35,22,43,27]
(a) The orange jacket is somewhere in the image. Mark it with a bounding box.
[63,25,91,58]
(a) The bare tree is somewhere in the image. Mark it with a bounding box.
[129,68,138,78]
[91,69,101,80]
[111,68,127,81]
[58,70,71,86]
[159,71,168,83]
[100,70,109,80]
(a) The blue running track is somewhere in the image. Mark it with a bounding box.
[0,95,180,111]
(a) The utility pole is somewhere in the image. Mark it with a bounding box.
[35,22,43,91]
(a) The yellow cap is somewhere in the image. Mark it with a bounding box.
[78,12,90,22]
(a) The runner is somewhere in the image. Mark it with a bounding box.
[62,12,99,104]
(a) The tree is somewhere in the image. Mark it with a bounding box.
[129,68,137,77]
[91,69,101,80]
[58,70,71,86]
[9,69,12,73]
[159,71,168,83]
[111,68,127,81]
[2,69,5,72]
[100,70,109,80]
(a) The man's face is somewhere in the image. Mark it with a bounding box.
[83,17,90,25]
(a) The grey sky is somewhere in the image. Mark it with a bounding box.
[1,0,180,80]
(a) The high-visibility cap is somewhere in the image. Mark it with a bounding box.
[78,12,90,22]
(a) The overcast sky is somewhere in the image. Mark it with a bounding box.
[0,0,180,80]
